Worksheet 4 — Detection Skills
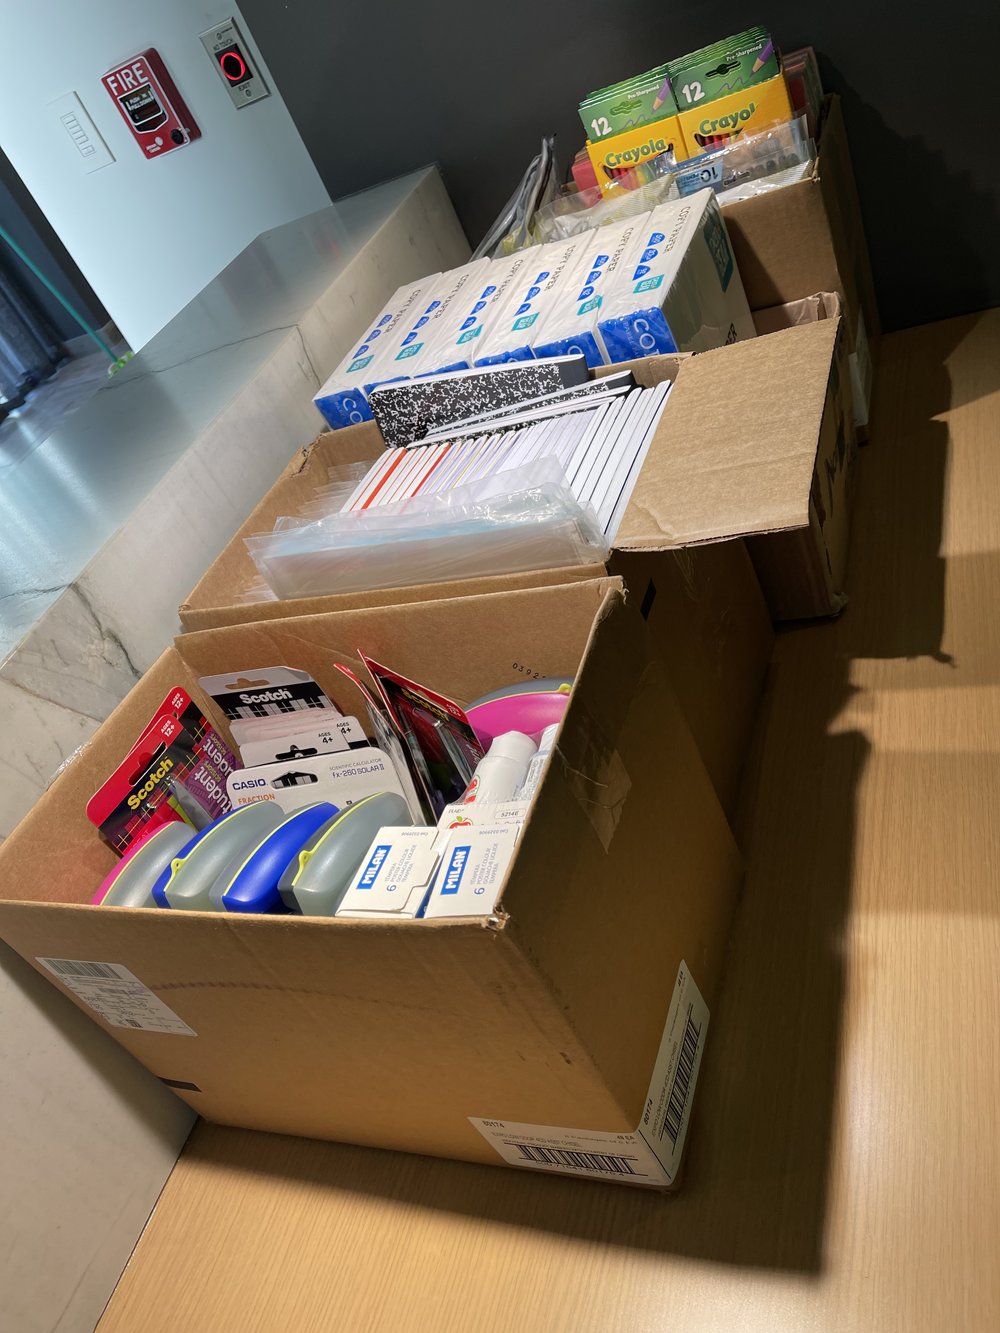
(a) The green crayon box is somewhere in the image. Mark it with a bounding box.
[668,27,778,111]
[579,64,676,142]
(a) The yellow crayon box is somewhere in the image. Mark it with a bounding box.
[677,71,792,154]
[586,115,687,195]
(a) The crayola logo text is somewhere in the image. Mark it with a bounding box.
[127,757,174,809]
[602,135,672,168]
[698,101,756,134]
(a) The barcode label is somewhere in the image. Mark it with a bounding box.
[470,960,708,1189]
[662,1014,701,1147]
[36,959,196,1036]
[513,1144,637,1175]
[44,959,121,980]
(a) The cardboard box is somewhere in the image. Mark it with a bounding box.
[721,95,878,394]
[0,579,742,1189]
[179,322,854,798]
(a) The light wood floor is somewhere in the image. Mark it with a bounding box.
[99,311,1000,1333]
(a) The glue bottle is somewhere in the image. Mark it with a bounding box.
[462,732,537,804]
[516,722,560,800]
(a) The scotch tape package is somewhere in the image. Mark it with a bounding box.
[597,190,755,359]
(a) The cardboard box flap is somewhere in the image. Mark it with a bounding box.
[616,319,839,551]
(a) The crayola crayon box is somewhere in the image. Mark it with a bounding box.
[668,26,779,113]
[677,71,792,154]
[579,64,676,142]
[586,115,687,196]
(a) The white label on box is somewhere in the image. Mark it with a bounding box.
[227,747,406,813]
[470,960,708,1186]
[36,960,196,1036]
[238,716,369,766]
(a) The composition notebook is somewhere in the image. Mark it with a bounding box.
[368,355,590,448]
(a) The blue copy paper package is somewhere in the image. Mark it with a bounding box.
[530,214,651,368]
[312,276,440,429]
[597,190,755,360]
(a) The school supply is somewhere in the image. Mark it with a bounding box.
[579,64,677,142]
[460,732,537,805]
[92,822,193,907]
[368,354,590,448]
[370,260,494,386]
[474,239,590,365]
[668,27,779,114]
[313,276,440,429]
[208,802,338,913]
[150,803,287,910]
[596,191,756,359]
[586,117,686,195]
[675,71,792,155]
[467,692,571,749]
[280,793,414,916]
[87,685,238,855]
[532,216,652,366]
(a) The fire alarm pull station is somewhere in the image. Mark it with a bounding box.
[200,19,269,108]
[102,50,200,159]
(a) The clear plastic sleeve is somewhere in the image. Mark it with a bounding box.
[245,458,609,601]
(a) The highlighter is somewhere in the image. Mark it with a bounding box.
[279,792,412,916]
[209,802,338,914]
[150,803,286,910]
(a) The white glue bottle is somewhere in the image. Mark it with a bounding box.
[516,722,560,800]
[462,732,537,804]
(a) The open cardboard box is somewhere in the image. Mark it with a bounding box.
[722,96,877,435]
[0,578,741,1189]
[179,320,856,808]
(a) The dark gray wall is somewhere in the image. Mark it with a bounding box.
[0,149,108,342]
[241,2,1000,333]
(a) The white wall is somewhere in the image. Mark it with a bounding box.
[0,944,195,1333]
[0,1,330,348]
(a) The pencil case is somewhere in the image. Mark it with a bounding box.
[209,802,338,914]
[279,792,413,916]
[466,692,571,747]
[150,802,286,910]
[93,822,193,908]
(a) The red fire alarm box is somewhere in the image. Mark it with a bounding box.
[102,49,200,159]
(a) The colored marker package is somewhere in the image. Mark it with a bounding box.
[313,276,440,429]
[474,239,589,366]
[531,215,651,367]
[597,190,755,360]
